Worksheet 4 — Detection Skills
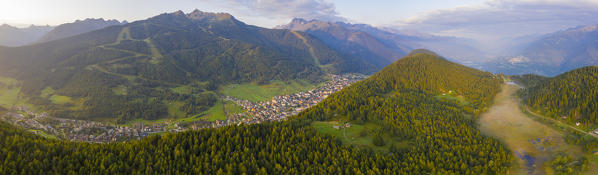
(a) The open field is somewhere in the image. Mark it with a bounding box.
[311,120,411,153]
[0,76,37,110]
[219,80,319,102]
[0,76,19,108]
[477,84,597,174]
[200,100,226,122]
[435,93,469,105]
[165,101,186,118]
[224,101,246,115]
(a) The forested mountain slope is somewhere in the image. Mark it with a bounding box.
[293,51,511,174]
[520,66,598,125]
[0,10,374,122]
[0,50,512,174]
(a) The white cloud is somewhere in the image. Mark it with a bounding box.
[392,0,598,54]
[399,0,598,39]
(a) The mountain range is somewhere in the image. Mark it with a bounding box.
[0,10,375,122]
[277,18,488,67]
[0,18,123,47]
[0,24,53,46]
[37,18,125,43]
[484,24,598,76]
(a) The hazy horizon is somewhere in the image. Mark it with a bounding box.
[2,0,598,53]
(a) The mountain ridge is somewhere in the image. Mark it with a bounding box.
[0,10,375,122]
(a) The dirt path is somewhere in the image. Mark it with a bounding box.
[478,84,589,175]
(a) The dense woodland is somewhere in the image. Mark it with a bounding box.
[519,66,598,124]
[0,52,513,174]
[510,74,548,88]
[293,53,511,174]
[0,10,375,122]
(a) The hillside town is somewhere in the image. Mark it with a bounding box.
[0,74,366,142]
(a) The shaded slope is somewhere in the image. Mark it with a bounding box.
[0,24,53,46]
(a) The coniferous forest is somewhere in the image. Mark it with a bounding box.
[519,66,598,124]
[0,52,514,174]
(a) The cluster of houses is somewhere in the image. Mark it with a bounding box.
[0,74,367,142]
[332,122,351,129]
[1,105,177,142]
[223,74,366,125]
[66,122,169,142]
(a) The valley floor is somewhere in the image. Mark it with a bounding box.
[478,84,598,174]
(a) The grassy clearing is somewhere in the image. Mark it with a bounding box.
[0,87,20,109]
[171,85,193,94]
[40,87,74,105]
[435,91,469,105]
[225,101,246,114]
[50,95,74,105]
[28,129,58,140]
[112,85,128,95]
[116,27,132,42]
[0,76,23,109]
[40,87,56,98]
[165,101,186,118]
[220,80,318,102]
[200,101,226,122]
[143,38,163,64]
[311,120,410,153]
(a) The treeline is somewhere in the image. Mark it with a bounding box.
[520,66,598,124]
[0,121,435,174]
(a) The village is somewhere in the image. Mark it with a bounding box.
[0,105,175,142]
[0,74,366,142]
[219,74,366,126]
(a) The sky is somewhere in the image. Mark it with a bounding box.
[0,0,485,27]
[2,0,598,43]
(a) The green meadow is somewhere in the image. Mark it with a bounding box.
[311,120,412,153]
[219,80,319,102]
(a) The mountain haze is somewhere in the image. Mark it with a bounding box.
[277,18,408,68]
[37,18,124,43]
[486,24,598,76]
[0,24,53,46]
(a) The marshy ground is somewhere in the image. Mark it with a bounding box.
[478,84,597,174]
